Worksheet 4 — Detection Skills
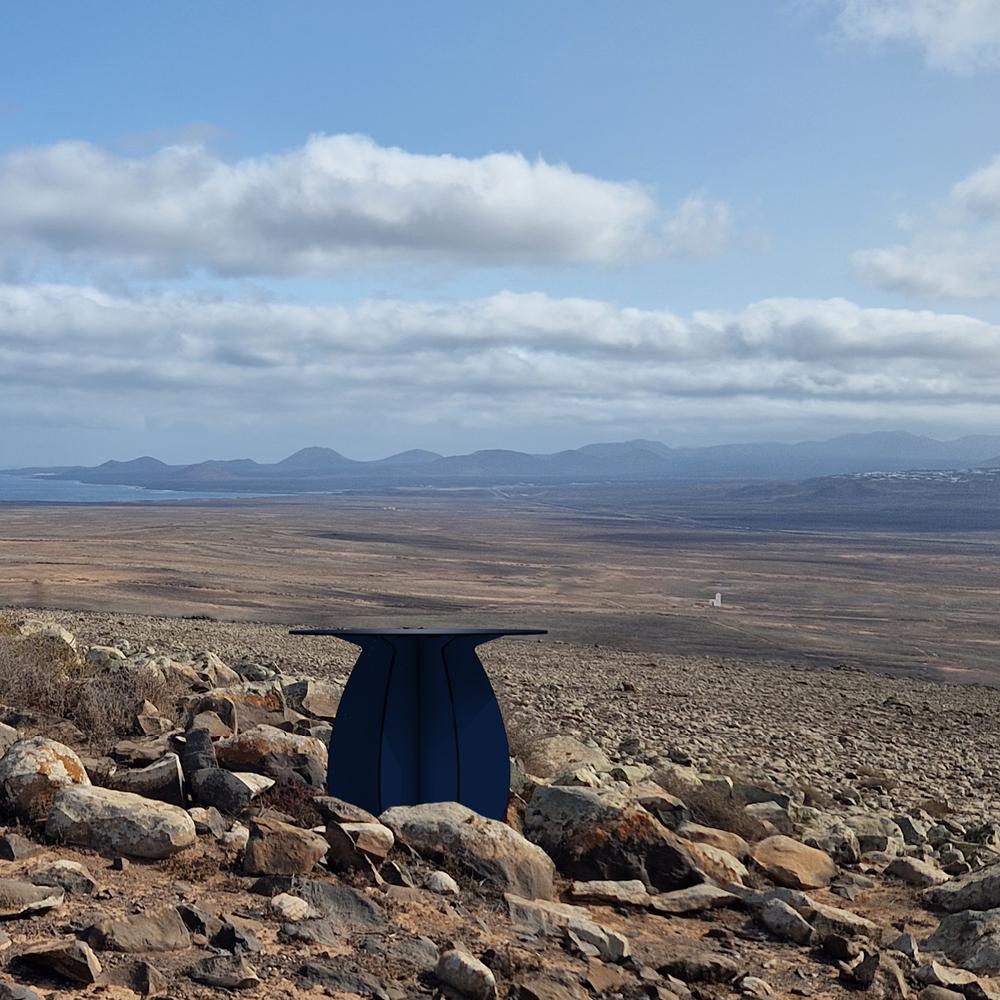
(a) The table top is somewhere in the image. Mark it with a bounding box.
[290,627,547,637]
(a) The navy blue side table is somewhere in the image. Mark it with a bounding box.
[289,628,546,820]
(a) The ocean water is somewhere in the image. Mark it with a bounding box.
[0,474,265,504]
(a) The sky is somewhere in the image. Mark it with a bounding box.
[2,0,1000,465]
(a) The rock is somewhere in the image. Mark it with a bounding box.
[297,961,390,999]
[745,801,795,835]
[520,736,611,779]
[0,879,64,917]
[756,897,815,944]
[677,821,750,860]
[211,919,262,955]
[685,841,749,885]
[216,724,327,786]
[523,785,702,891]
[189,954,260,990]
[913,962,979,989]
[660,951,741,984]
[30,859,97,895]
[0,832,41,860]
[12,939,102,984]
[189,805,228,837]
[925,908,1000,972]
[426,870,460,894]
[46,785,197,859]
[232,771,274,797]
[847,815,905,856]
[105,959,169,997]
[113,734,176,767]
[630,786,689,830]
[202,681,291,730]
[0,736,90,819]
[568,879,652,907]
[108,753,185,806]
[0,984,40,1000]
[179,727,218,776]
[799,813,862,865]
[280,880,388,945]
[242,816,328,875]
[16,619,77,650]
[844,950,909,998]
[271,892,316,921]
[190,767,253,815]
[750,835,837,889]
[890,932,921,964]
[0,724,19,757]
[84,907,191,952]
[340,821,394,860]
[436,948,499,1000]
[896,813,934,846]
[504,894,628,962]
[85,644,126,668]
[382,801,556,900]
[918,989,965,1000]
[282,678,342,719]
[886,857,950,888]
[755,888,883,941]
[648,883,737,914]
[925,861,1000,912]
[315,794,378,825]
[189,710,234,739]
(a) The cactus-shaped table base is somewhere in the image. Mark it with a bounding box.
[289,628,545,820]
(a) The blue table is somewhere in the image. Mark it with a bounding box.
[289,628,546,820]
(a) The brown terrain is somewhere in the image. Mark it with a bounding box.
[1,490,999,683]
[0,493,998,998]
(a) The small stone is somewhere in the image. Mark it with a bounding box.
[756,898,815,944]
[270,892,316,921]
[13,939,102,984]
[340,821,394,860]
[189,954,260,990]
[0,832,41,860]
[30,859,97,895]
[436,948,498,1000]
[426,870,460,894]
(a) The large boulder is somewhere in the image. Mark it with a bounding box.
[924,860,1000,912]
[215,725,327,787]
[0,737,91,819]
[925,908,1000,972]
[46,786,197,859]
[750,835,837,890]
[520,736,611,780]
[523,785,702,891]
[381,802,555,900]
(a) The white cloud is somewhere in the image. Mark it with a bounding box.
[2,285,998,439]
[836,0,1000,71]
[0,134,730,277]
[855,152,1000,299]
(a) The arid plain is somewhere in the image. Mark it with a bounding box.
[2,485,999,685]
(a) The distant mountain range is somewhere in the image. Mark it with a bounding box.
[3,432,1000,492]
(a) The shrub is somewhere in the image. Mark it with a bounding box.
[255,778,324,828]
[0,635,184,749]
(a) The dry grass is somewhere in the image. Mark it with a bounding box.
[0,635,184,749]
[657,776,768,843]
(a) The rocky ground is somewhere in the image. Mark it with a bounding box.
[0,608,999,999]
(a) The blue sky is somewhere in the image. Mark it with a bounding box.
[2,1,1000,464]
